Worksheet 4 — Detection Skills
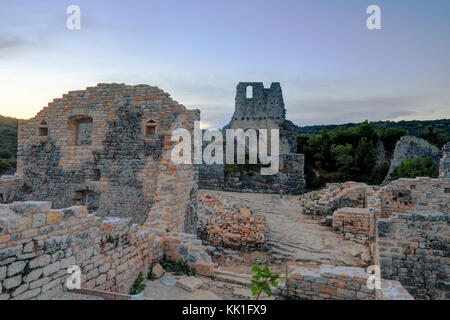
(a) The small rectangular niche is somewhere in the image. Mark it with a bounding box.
[144,120,157,136]
[38,127,48,136]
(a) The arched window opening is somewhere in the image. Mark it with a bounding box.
[144,120,157,135]
[246,86,253,99]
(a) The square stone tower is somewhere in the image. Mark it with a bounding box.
[10,83,199,231]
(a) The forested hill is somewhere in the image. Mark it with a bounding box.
[296,119,450,136]
[0,115,18,159]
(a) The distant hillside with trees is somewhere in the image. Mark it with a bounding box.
[0,115,18,175]
[296,119,450,137]
[0,115,449,181]
[297,120,449,189]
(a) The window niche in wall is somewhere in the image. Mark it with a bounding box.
[37,120,48,137]
[144,120,157,136]
[73,116,93,146]
[246,85,253,99]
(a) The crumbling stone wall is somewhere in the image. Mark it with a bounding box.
[383,136,442,185]
[374,177,449,218]
[332,208,370,242]
[0,201,213,300]
[300,182,371,216]
[440,142,450,179]
[5,83,199,230]
[0,176,26,204]
[223,155,305,195]
[375,211,449,300]
[280,265,413,300]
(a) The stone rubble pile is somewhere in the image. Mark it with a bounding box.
[197,194,268,251]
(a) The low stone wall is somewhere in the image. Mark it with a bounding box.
[332,207,370,242]
[374,177,449,218]
[0,201,213,300]
[0,175,25,204]
[300,182,371,216]
[281,265,413,300]
[375,211,449,300]
[197,194,268,251]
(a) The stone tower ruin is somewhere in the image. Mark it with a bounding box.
[1,83,199,231]
[200,82,305,194]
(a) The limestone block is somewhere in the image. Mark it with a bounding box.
[177,276,203,292]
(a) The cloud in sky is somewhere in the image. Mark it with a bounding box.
[0,0,449,128]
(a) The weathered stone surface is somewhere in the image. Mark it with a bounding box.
[440,142,450,179]
[197,194,268,251]
[151,263,165,279]
[29,255,51,269]
[3,83,199,231]
[7,261,26,277]
[3,275,22,289]
[23,268,43,283]
[0,198,213,300]
[300,182,371,217]
[177,276,203,292]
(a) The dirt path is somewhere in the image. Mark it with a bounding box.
[199,190,370,267]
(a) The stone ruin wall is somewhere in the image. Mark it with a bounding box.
[375,212,449,300]
[440,142,450,179]
[199,82,306,195]
[0,201,213,300]
[299,143,449,300]
[371,144,449,300]
[281,265,413,300]
[2,83,199,232]
[0,175,26,204]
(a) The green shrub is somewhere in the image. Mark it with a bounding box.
[392,156,439,180]
[130,272,146,295]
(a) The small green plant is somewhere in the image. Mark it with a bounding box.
[161,256,196,276]
[250,265,280,300]
[129,272,146,295]
[210,273,218,281]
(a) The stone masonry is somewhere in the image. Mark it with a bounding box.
[302,144,449,300]
[0,201,213,300]
[281,264,413,300]
[375,211,449,300]
[199,82,306,195]
[1,83,199,232]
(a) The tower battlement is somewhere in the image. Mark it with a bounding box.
[232,82,286,123]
